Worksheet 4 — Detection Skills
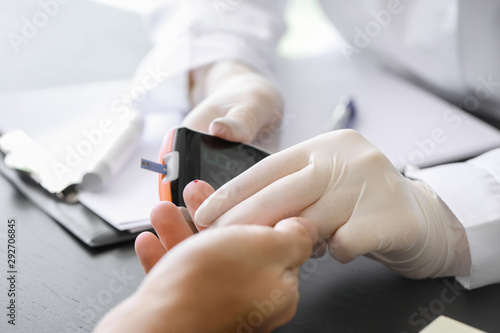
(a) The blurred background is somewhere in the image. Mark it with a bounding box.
[0,0,344,92]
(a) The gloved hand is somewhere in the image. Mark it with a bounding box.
[194,130,472,279]
[183,61,283,143]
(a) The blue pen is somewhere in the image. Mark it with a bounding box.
[325,96,356,131]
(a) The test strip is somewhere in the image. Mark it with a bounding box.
[140,158,167,175]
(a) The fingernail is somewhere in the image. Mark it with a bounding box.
[179,207,198,234]
[311,239,326,258]
[179,206,193,223]
[297,217,318,244]
[210,118,228,136]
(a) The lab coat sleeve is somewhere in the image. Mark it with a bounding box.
[406,148,500,289]
[132,0,287,112]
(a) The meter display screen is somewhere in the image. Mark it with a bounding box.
[165,127,269,206]
[199,136,269,190]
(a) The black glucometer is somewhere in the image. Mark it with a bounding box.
[141,127,269,206]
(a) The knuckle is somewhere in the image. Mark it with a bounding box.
[247,85,282,110]
[334,128,364,142]
[357,148,388,167]
[246,85,271,99]
[194,98,223,116]
[328,230,356,264]
[320,129,366,151]
[339,128,362,139]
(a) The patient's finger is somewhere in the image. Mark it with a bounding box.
[150,201,194,250]
[183,180,216,231]
[135,232,166,274]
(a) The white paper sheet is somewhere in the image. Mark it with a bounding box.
[77,111,182,230]
[275,51,500,170]
[0,80,182,231]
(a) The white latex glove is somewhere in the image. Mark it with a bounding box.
[194,130,472,279]
[183,61,283,143]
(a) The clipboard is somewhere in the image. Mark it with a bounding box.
[0,149,143,247]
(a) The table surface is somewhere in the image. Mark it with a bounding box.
[1,173,500,333]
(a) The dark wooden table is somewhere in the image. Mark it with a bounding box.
[1,173,499,333]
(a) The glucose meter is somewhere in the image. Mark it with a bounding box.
[141,127,269,206]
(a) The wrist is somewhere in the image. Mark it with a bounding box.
[189,61,259,104]
[374,180,471,279]
[94,291,184,333]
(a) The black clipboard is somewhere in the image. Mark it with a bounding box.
[0,153,146,247]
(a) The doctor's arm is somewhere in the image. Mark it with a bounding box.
[405,148,500,289]
[134,0,288,142]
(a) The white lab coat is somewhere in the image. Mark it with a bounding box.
[138,0,500,289]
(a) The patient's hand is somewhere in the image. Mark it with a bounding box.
[134,180,215,273]
[96,182,317,333]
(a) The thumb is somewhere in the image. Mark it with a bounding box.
[272,217,318,268]
[209,104,281,143]
[327,221,383,264]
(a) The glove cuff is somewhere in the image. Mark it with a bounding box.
[371,180,471,279]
